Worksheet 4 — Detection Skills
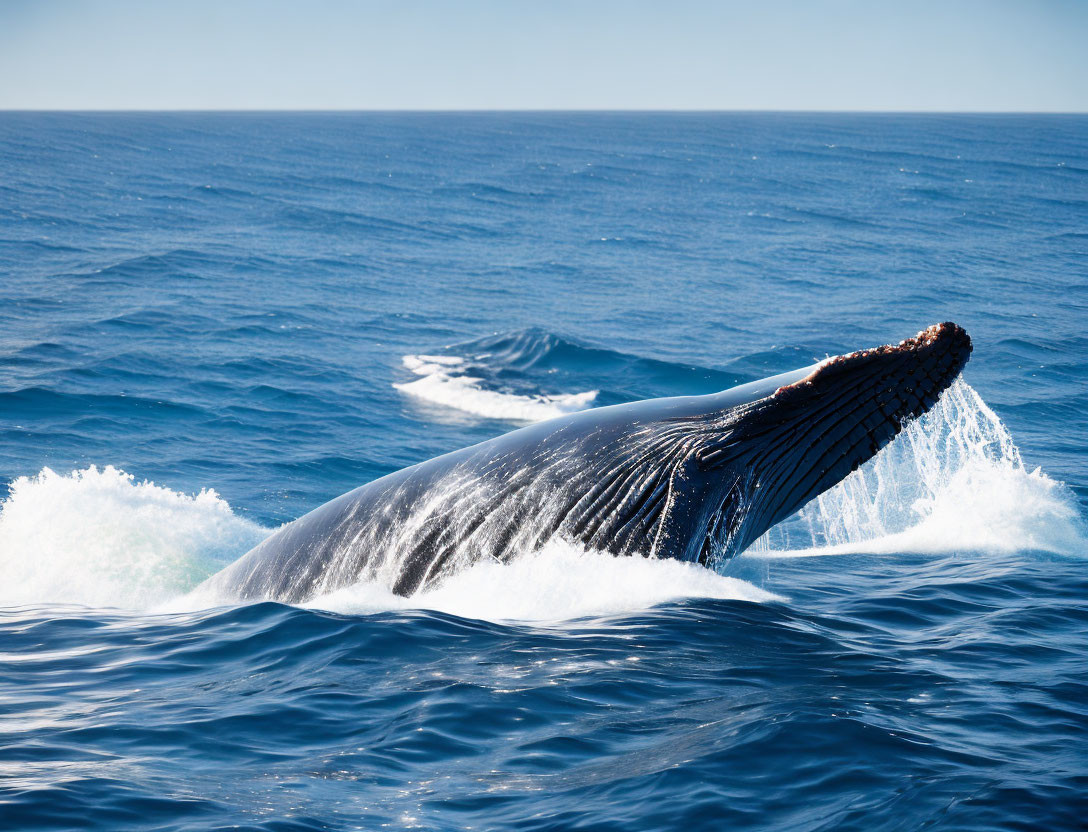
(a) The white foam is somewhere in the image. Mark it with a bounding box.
[748,380,1086,559]
[306,539,780,622]
[394,353,597,423]
[0,466,268,609]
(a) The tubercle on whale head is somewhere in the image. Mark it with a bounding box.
[771,322,972,405]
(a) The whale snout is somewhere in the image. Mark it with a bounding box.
[774,321,971,420]
[773,321,973,465]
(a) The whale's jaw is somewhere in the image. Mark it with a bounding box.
[695,322,973,563]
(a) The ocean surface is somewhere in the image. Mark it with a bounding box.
[1,112,1086,831]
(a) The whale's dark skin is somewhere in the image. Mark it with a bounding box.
[201,323,972,603]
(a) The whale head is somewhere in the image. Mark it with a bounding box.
[657,322,973,564]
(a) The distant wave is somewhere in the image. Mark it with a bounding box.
[394,353,598,423]
[392,328,747,424]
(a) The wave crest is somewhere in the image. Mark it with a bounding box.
[394,353,598,423]
[391,328,749,424]
[304,540,780,621]
[0,466,267,608]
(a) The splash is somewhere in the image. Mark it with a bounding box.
[304,539,779,621]
[394,354,597,423]
[0,466,267,608]
[0,465,771,617]
[3,383,1081,614]
[749,380,1086,557]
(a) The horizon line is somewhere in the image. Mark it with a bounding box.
[2,108,1087,115]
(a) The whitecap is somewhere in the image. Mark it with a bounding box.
[393,353,597,423]
[0,466,267,609]
[306,539,780,622]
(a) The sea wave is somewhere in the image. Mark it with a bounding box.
[304,541,779,622]
[0,466,266,608]
[391,328,751,424]
[394,353,598,423]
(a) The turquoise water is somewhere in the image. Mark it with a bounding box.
[1,113,1086,830]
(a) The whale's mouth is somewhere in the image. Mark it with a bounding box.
[697,322,972,560]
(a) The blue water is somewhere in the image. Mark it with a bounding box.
[1,113,1086,831]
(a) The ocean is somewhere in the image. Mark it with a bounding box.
[0,112,1085,831]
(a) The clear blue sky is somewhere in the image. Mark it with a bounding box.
[2,0,1086,111]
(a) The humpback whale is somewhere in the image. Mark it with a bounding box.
[202,322,971,603]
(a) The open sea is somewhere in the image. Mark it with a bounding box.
[1,112,1086,831]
